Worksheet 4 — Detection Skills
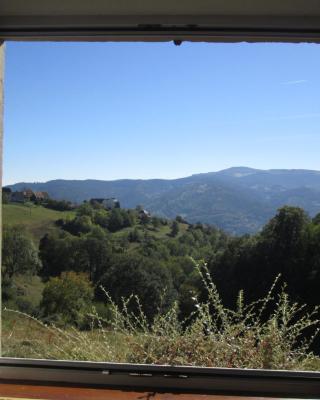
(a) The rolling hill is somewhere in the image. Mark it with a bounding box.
[2,203,75,242]
[7,167,320,234]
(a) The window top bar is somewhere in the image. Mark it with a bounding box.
[1,24,320,43]
[1,0,320,42]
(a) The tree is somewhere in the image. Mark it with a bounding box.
[45,199,73,211]
[63,215,93,235]
[313,213,320,225]
[2,187,11,204]
[140,212,149,226]
[41,271,94,326]
[176,215,187,224]
[128,227,142,242]
[122,209,135,227]
[40,233,70,277]
[207,206,312,308]
[93,209,109,228]
[108,208,124,232]
[77,202,94,218]
[81,234,112,282]
[170,221,179,237]
[99,254,176,320]
[2,226,41,278]
[151,217,161,229]
[261,206,309,253]
[39,231,112,280]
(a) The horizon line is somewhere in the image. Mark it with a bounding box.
[4,166,320,186]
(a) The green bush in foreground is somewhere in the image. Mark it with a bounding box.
[3,263,320,370]
[40,271,94,327]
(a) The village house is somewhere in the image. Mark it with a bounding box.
[32,191,50,202]
[11,191,25,203]
[90,197,120,210]
[139,209,150,217]
[9,188,50,203]
[22,189,34,200]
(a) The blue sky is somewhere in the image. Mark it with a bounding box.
[3,41,320,184]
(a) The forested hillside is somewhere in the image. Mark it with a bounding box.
[3,202,226,323]
[8,167,320,234]
[2,201,320,367]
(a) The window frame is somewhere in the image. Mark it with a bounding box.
[1,16,320,397]
[0,357,320,397]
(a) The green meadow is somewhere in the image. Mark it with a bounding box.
[2,203,75,242]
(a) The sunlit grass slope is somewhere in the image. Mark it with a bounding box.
[3,203,75,242]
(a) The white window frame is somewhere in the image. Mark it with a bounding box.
[1,10,320,396]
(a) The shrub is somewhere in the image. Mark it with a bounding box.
[41,271,94,327]
[95,265,319,369]
[2,226,41,278]
[45,199,73,211]
[98,254,176,320]
[3,263,320,370]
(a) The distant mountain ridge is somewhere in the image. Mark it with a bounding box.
[7,167,320,234]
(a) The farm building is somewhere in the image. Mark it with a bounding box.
[90,197,120,209]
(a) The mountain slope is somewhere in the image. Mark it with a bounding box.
[7,167,320,234]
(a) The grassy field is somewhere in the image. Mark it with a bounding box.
[6,275,45,310]
[2,310,129,361]
[112,221,189,241]
[2,203,75,242]
[152,222,189,239]
[3,203,188,245]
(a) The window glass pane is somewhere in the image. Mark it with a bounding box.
[2,42,320,371]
